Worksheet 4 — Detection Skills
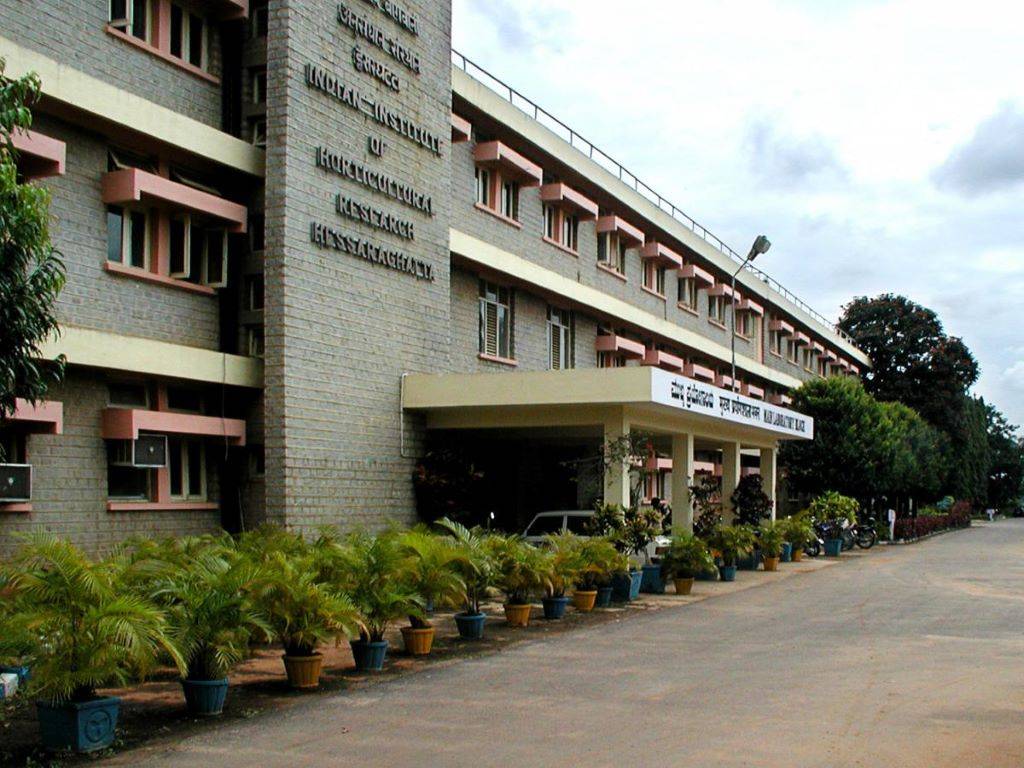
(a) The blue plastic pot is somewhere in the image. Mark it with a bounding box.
[824,538,843,557]
[594,586,613,608]
[542,595,570,620]
[781,542,793,563]
[639,563,665,594]
[1,665,30,685]
[37,696,120,753]
[454,612,486,640]
[611,570,643,601]
[181,678,229,716]
[695,568,717,581]
[350,640,389,672]
[719,564,738,582]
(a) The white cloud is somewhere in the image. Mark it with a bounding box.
[452,0,1024,425]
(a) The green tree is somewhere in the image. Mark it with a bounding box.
[0,60,66,430]
[980,399,1023,509]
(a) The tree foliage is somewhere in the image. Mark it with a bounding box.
[0,60,66,423]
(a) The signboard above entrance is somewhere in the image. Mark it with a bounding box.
[650,368,813,440]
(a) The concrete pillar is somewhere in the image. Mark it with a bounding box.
[721,441,742,522]
[760,445,778,521]
[603,412,632,508]
[670,432,695,533]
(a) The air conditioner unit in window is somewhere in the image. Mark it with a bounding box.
[0,464,32,502]
[109,435,168,468]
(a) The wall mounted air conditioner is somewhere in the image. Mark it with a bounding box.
[0,464,32,502]
[109,435,168,468]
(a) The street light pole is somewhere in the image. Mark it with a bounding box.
[730,235,771,392]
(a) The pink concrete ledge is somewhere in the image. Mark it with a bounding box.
[794,332,812,347]
[645,457,673,472]
[768,319,796,336]
[744,384,766,400]
[643,348,685,373]
[8,398,63,434]
[101,408,246,446]
[0,503,32,513]
[108,501,219,512]
[595,334,645,359]
[770,394,794,406]
[104,261,217,295]
[11,129,66,179]
[707,283,736,301]
[677,263,714,287]
[640,241,683,268]
[849,363,860,375]
[812,341,826,354]
[105,26,220,84]
[685,363,716,382]
[102,168,247,232]
[451,113,472,143]
[473,141,542,186]
[822,349,838,363]
[539,183,598,220]
[596,215,644,247]
[716,374,735,390]
[217,0,249,19]
[737,297,764,316]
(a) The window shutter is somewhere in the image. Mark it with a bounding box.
[550,324,562,370]
[485,302,498,356]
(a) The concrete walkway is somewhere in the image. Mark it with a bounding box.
[114,521,1024,767]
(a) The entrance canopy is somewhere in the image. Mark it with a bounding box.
[403,366,813,447]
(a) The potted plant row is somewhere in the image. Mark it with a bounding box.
[706,525,757,582]
[660,532,716,594]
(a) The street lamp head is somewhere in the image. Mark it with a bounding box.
[748,235,771,261]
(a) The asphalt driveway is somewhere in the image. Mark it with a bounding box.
[112,520,1024,768]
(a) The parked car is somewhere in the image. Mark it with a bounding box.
[522,510,669,560]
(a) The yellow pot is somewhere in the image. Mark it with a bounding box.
[282,653,323,689]
[572,590,598,612]
[763,556,779,572]
[673,577,694,595]
[504,603,532,627]
[400,626,435,656]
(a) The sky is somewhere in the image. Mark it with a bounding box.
[451,0,1024,427]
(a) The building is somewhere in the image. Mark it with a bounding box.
[0,0,868,553]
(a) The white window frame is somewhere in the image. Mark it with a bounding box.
[201,229,229,288]
[252,68,267,104]
[499,178,519,221]
[543,205,556,240]
[709,295,725,325]
[547,307,573,371]
[109,0,151,42]
[169,4,207,69]
[479,281,514,360]
[737,311,755,338]
[169,213,192,279]
[678,277,698,310]
[251,119,267,148]
[168,437,207,502]
[109,206,151,270]
[247,326,265,358]
[787,339,800,364]
[475,167,490,207]
[560,213,579,252]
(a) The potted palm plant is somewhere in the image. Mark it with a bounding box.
[488,534,548,627]
[778,515,813,562]
[336,531,423,671]
[758,522,785,572]
[573,537,620,611]
[397,528,467,656]
[707,525,757,582]
[243,529,363,689]
[587,504,643,601]
[540,533,583,619]
[436,518,495,640]
[660,533,715,595]
[142,537,271,716]
[810,492,859,557]
[4,535,185,753]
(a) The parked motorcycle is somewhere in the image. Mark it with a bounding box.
[803,517,826,557]
[852,516,877,549]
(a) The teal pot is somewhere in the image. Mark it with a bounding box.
[695,568,717,582]
[454,612,486,640]
[181,678,229,716]
[738,551,762,571]
[37,696,120,753]
[594,586,614,608]
[350,639,389,672]
[542,595,570,620]
[718,564,738,582]
[640,563,665,594]
[1,665,30,685]
[611,570,643,601]
[824,538,844,557]
[781,542,793,562]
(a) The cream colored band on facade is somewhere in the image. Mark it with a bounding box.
[0,35,264,178]
[450,228,804,392]
[453,67,868,367]
[41,325,263,389]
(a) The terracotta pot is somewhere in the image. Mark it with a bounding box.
[282,653,323,689]
[400,626,435,656]
[763,556,780,572]
[504,603,532,627]
[673,577,694,595]
[792,548,804,562]
[572,590,598,612]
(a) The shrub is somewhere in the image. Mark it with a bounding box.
[574,537,626,590]
[539,533,584,598]
[661,533,715,579]
[707,525,757,567]
[808,491,859,526]
[398,527,467,628]
[730,475,773,528]
[435,518,496,615]
[487,535,549,605]
[777,515,815,549]
[757,522,786,558]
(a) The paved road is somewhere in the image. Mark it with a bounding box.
[119,521,1024,768]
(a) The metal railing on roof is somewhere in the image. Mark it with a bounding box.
[451,49,857,347]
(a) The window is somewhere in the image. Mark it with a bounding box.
[801,347,816,371]
[598,352,626,368]
[247,326,265,358]
[768,326,784,356]
[643,262,666,296]
[251,118,267,148]
[107,206,150,269]
[166,216,228,287]
[246,274,265,311]
[107,443,151,500]
[250,214,266,252]
[543,205,556,240]
[108,382,149,408]
[166,386,203,413]
[787,339,800,364]
[250,2,269,38]
[252,68,267,104]
[560,214,579,252]
[499,179,519,221]
[818,357,830,377]
[168,437,206,501]
[598,232,627,274]
[547,307,574,370]
[168,5,206,68]
[110,0,151,41]
[678,277,698,310]
[543,205,579,253]
[737,312,755,338]
[479,281,514,360]
[0,430,26,464]
[708,295,726,325]
[474,167,490,207]
[249,445,265,478]
[169,213,190,278]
